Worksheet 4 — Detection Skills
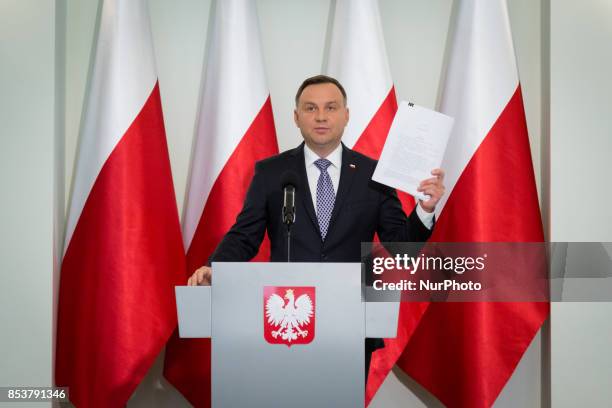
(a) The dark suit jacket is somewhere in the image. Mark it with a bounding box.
[210,142,432,264]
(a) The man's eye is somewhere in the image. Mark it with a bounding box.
[327,106,337,111]
[306,106,316,112]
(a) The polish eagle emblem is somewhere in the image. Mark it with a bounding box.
[263,287,315,346]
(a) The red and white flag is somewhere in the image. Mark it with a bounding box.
[55,0,185,406]
[397,1,549,406]
[325,1,429,403]
[163,0,278,406]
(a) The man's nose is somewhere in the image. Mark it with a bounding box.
[315,109,327,122]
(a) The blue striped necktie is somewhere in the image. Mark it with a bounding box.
[314,158,335,240]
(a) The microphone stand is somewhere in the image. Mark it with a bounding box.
[282,187,295,262]
[286,224,291,263]
[283,206,295,262]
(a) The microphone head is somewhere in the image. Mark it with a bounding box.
[280,170,299,190]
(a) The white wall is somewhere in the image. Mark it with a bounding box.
[549,0,612,406]
[0,1,59,407]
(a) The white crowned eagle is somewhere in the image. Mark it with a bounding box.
[265,289,313,342]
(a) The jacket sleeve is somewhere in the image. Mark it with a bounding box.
[208,162,268,263]
[376,185,433,243]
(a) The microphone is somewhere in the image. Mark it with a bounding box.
[280,171,299,263]
[280,171,299,226]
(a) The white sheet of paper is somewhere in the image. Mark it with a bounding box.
[372,102,453,200]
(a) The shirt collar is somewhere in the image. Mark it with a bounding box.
[304,142,343,169]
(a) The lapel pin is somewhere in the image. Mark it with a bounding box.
[349,163,356,169]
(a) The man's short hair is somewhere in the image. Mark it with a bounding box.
[295,74,347,106]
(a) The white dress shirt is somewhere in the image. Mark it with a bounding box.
[303,143,434,229]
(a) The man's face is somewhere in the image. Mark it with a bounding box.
[294,83,349,153]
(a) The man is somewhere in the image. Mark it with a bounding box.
[188,74,445,376]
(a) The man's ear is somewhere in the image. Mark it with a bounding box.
[293,109,299,126]
[345,107,350,125]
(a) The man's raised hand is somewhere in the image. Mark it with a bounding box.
[417,168,446,213]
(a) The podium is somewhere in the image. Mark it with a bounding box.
[175,262,399,407]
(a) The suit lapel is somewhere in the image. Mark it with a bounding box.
[326,144,358,238]
[290,144,319,234]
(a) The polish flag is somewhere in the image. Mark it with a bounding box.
[55,0,186,407]
[162,0,278,406]
[325,1,429,403]
[397,1,549,406]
